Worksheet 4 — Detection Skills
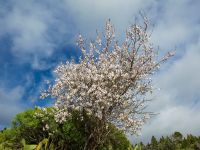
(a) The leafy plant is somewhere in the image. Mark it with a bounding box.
[0,107,133,150]
[21,138,37,150]
[41,15,173,149]
[140,132,200,150]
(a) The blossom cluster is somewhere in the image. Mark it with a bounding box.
[34,107,53,132]
[42,19,173,134]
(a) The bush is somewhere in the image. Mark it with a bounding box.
[0,128,21,149]
[0,107,133,150]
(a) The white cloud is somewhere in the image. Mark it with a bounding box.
[131,36,200,144]
[150,0,200,51]
[0,0,73,69]
[158,38,200,104]
[1,0,200,144]
[132,104,200,144]
[1,0,199,69]
[64,0,155,38]
[0,86,25,128]
[69,1,200,143]
[130,1,200,143]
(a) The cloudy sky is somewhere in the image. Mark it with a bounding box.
[0,0,200,144]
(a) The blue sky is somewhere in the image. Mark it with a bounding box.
[0,0,200,143]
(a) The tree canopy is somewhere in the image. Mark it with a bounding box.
[42,18,173,149]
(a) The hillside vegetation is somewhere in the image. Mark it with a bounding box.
[1,107,200,150]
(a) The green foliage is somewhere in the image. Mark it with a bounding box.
[139,131,200,150]
[133,144,142,150]
[0,127,21,149]
[98,124,133,150]
[0,107,133,150]
[151,136,158,149]
[12,108,48,144]
[35,138,48,150]
[21,138,37,150]
[2,108,200,150]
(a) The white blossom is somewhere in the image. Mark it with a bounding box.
[42,18,172,135]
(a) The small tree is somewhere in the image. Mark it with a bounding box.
[42,17,173,149]
[151,136,158,149]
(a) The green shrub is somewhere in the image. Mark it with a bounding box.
[0,128,21,149]
[0,107,133,150]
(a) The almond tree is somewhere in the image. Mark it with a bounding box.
[42,17,173,149]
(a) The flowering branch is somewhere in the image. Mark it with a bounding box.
[42,17,173,149]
